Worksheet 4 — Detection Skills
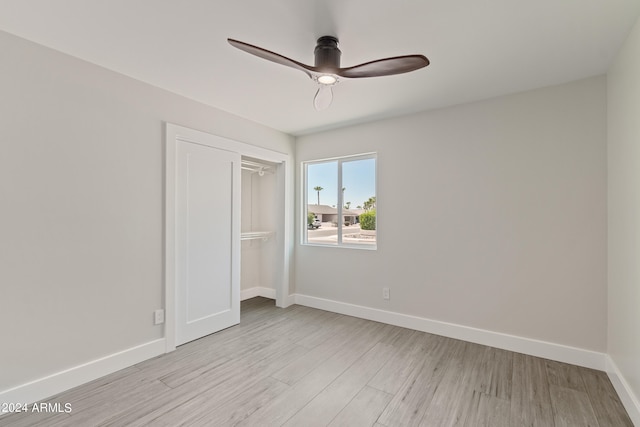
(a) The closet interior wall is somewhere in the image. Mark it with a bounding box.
[241,157,279,298]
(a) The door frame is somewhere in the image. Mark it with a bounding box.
[165,123,292,353]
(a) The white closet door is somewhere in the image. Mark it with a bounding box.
[175,140,240,346]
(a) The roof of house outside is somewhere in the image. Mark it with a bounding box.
[307,205,360,216]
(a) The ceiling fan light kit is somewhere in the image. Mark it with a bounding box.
[228,36,429,110]
[317,74,338,85]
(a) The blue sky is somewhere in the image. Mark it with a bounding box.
[307,158,375,208]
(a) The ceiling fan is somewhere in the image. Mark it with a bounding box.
[228,36,430,110]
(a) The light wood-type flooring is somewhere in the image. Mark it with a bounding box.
[1,297,633,426]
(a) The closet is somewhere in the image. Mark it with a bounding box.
[240,157,280,300]
[165,123,290,350]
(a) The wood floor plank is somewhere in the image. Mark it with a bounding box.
[510,353,555,426]
[546,359,587,392]
[328,386,393,427]
[162,336,307,390]
[580,368,634,427]
[295,313,364,350]
[135,347,226,381]
[187,377,290,427]
[236,322,395,426]
[377,324,417,346]
[97,381,214,427]
[251,304,338,346]
[377,355,440,427]
[283,340,400,427]
[210,307,323,358]
[419,341,487,426]
[463,390,511,427]
[156,354,231,389]
[270,317,370,386]
[49,378,171,427]
[549,384,599,427]
[377,336,462,426]
[150,376,291,427]
[0,365,141,427]
[106,343,309,427]
[474,346,513,400]
[367,330,430,395]
[0,410,71,427]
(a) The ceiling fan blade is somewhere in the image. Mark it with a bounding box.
[228,38,315,78]
[337,55,429,78]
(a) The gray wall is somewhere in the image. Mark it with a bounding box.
[296,76,607,352]
[607,13,640,414]
[0,30,294,391]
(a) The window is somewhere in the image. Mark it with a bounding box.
[303,153,376,248]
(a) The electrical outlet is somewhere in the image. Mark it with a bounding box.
[154,309,165,325]
[382,287,390,300]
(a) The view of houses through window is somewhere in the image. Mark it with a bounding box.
[303,154,376,248]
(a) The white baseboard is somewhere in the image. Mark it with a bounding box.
[0,339,165,406]
[293,294,606,371]
[241,286,276,301]
[278,294,296,308]
[606,355,640,426]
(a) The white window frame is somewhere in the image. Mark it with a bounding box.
[302,152,377,250]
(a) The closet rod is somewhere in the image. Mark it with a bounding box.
[241,159,272,168]
[241,166,274,176]
[241,159,275,175]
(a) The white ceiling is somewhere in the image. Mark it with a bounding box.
[1,0,639,135]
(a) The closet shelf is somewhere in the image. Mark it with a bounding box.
[241,159,275,175]
[241,231,274,242]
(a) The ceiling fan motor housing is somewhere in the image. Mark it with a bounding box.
[314,36,341,71]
